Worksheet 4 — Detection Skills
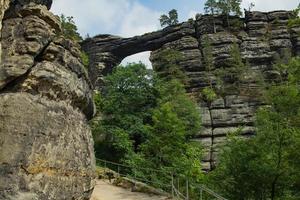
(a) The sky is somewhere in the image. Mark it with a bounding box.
[51,0,300,67]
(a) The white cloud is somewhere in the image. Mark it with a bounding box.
[51,0,160,37]
[187,10,198,19]
[118,2,161,37]
[121,52,152,68]
[51,0,131,36]
[51,0,160,68]
[241,0,299,12]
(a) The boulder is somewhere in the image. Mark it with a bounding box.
[0,2,95,199]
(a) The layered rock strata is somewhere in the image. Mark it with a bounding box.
[83,11,300,171]
[0,1,96,199]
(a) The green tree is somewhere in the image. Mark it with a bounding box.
[201,35,218,104]
[127,79,202,190]
[151,49,187,84]
[215,43,250,95]
[204,0,219,33]
[92,63,156,162]
[160,9,179,27]
[208,57,300,200]
[60,14,82,41]
[126,49,202,191]
[214,0,242,28]
[93,50,203,194]
[288,4,300,30]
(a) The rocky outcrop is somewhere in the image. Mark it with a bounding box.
[83,10,300,171]
[0,1,95,199]
[0,0,10,63]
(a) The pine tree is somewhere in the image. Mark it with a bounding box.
[60,14,82,41]
[160,9,179,27]
[204,0,219,33]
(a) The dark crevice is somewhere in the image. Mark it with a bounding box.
[0,40,52,93]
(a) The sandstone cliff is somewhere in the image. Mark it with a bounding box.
[82,10,300,171]
[0,1,96,199]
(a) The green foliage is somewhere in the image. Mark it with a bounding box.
[80,51,89,68]
[92,50,203,192]
[202,87,217,103]
[160,9,179,27]
[155,79,201,138]
[288,4,300,29]
[92,63,156,162]
[204,0,220,15]
[202,36,214,73]
[204,0,242,16]
[204,0,242,29]
[208,57,300,200]
[125,53,202,188]
[127,79,202,189]
[201,36,219,104]
[215,43,249,95]
[217,0,242,16]
[60,14,82,41]
[152,49,187,84]
[229,18,244,31]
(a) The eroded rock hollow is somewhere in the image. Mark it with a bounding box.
[0,1,96,199]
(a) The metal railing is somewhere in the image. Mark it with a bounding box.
[96,158,227,200]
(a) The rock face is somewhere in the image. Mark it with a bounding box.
[83,11,299,171]
[0,0,10,63]
[0,1,95,199]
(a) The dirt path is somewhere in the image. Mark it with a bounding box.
[90,180,169,200]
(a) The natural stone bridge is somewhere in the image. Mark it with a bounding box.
[1,0,300,199]
[83,9,300,171]
[81,21,196,88]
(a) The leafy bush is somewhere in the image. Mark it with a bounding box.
[60,14,82,42]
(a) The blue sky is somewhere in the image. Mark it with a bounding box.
[51,0,299,67]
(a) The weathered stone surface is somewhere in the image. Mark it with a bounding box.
[213,126,255,136]
[11,0,52,9]
[0,2,95,199]
[0,4,59,90]
[245,11,268,22]
[0,93,95,200]
[150,36,203,76]
[82,22,195,89]
[0,0,10,63]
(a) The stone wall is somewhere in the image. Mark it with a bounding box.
[0,1,96,199]
[82,10,300,171]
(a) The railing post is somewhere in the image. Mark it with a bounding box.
[177,178,180,194]
[134,170,136,187]
[104,160,107,175]
[117,165,120,177]
[171,173,174,198]
[200,187,203,200]
[186,179,189,200]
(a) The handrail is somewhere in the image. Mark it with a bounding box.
[96,158,172,190]
[96,157,228,200]
[198,184,228,200]
[96,158,171,174]
[172,184,186,200]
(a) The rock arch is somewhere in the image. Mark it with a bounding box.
[81,21,196,89]
[82,10,300,171]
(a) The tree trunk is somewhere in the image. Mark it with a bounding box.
[271,176,279,200]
